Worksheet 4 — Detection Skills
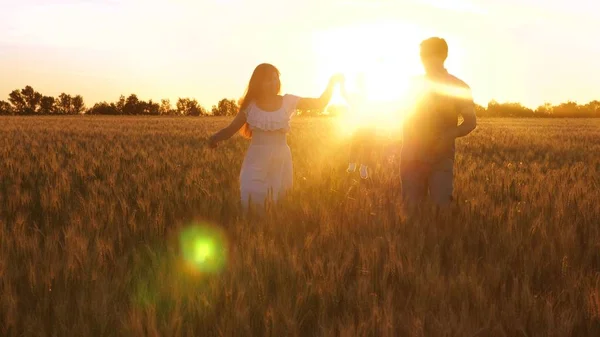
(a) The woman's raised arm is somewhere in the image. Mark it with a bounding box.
[296,74,344,111]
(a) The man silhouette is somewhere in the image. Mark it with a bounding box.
[401,37,477,207]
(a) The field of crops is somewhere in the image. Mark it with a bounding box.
[1,116,599,336]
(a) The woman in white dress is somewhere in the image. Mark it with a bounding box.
[208,63,343,210]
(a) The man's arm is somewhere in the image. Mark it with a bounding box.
[453,83,477,138]
[435,83,477,146]
[456,103,477,137]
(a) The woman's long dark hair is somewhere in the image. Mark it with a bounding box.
[238,63,281,139]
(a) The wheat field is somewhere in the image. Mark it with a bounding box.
[1,116,599,336]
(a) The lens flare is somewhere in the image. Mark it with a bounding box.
[179,223,228,274]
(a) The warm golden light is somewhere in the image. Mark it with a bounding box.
[315,21,425,135]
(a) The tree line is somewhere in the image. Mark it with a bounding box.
[475,100,600,118]
[1,85,599,118]
[0,86,239,117]
[0,86,85,115]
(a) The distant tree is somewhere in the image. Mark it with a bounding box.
[159,99,176,116]
[39,96,56,115]
[8,86,44,115]
[583,100,600,118]
[211,98,238,116]
[552,101,579,117]
[57,93,72,114]
[122,94,142,115]
[143,99,160,115]
[200,105,208,116]
[8,90,27,114]
[20,86,42,115]
[176,98,206,116]
[116,95,126,114]
[474,103,486,117]
[534,102,553,117]
[86,102,119,115]
[72,95,85,114]
[487,100,533,117]
[0,100,14,115]
[485,100,500,117]
[198,106,208,116]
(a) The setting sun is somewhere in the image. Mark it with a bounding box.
[313,21,426,134]
[314,21,423,101]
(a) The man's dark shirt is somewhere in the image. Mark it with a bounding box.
[402,69,476,165]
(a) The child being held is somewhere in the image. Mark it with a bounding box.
[341,74,377,179]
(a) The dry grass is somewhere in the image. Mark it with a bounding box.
[1,116,599,336]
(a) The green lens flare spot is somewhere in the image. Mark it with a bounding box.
[179,223,227,274]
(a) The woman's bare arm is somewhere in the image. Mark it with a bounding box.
[208,110,247,147]
[296,74,343,111]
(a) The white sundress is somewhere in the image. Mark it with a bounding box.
[240,94,301,209]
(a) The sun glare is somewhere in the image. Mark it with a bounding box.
[315,21,424,134]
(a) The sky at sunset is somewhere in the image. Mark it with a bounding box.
[1,0,598,109]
